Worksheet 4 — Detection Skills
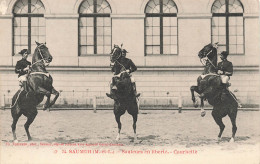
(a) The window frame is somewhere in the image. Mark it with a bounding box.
[12,0,45,56]
[144,0,178,56]
[211,0,244,55]
[78,0,112,56]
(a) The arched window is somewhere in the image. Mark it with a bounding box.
[13,0,45,55]
[211,0,244,54]
[145,0,178,55]
[78,0,112,56]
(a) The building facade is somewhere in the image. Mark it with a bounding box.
[0,0,259,107]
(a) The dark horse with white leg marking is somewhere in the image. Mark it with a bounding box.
[190,43,239,142]
[110,45,139,141]
[11,42,59,142]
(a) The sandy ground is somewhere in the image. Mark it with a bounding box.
[0,109,259,164]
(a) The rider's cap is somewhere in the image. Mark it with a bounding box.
[221,51,228,57]
[122,49,128,53]
[19,49,28,55]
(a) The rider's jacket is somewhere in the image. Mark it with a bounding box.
[217,59,233,76]
[111,57,137,75]
[15,58,31,77]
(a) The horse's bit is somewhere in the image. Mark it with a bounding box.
[31,44,49,66]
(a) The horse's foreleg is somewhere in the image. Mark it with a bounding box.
[132,114,138,141]
[48,87,59,108]
[228,111,238,142]
[115,115,121,141]
[11,109,22,142]
[212,110,225,141]
[190,86,199,108]
[24,111,38,141]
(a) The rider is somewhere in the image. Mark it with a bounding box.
[15,49,31,92]
[217,51,233,89]
[106,49,140,99]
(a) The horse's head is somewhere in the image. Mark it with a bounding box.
[33,41,53,64]
[110,44,122,63]
[198,42,218,60]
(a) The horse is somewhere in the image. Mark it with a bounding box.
[190,43,238,142]
[110,45,139,141]
[11,41,59,142]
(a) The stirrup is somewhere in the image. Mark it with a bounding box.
[135,93,141,98]
[106,93,114,99]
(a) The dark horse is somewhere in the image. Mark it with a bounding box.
[11,41,59,142]
[110,45,139,141]
[190,43,238,142]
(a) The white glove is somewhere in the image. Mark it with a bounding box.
[24,66,30,71]
[218,70,223,74]
[110,62,115,66]
[126,69,130,73]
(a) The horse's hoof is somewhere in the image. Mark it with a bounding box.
[201,111,206,117]
[217,137,222,142]
[13,140,18,143]
[229,138,235,143]
[115,137,120,141]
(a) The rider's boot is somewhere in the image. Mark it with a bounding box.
[132,82,140,98]
[22,81,28,93]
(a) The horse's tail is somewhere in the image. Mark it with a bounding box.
[10,90,23,108]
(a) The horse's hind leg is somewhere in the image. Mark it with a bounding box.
[132,113,138,141]
[190,86,199,108]
[24,110,38,141]
[212,110,225,141]
[115,114,122,141]
[11,109,22,142]
[228,110,238,142]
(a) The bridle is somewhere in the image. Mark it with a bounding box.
[31,43,50,66]
[200,49,217,69]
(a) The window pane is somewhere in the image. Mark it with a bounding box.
[97,36,104,45]
[212,26,218,35]
[218,45,226,52]
[229,17,236,26]
[212,36,219,43]
[39,18,45,26]
[170,17,177,26]
[146,36,153,45]
[14,46,21,54]
[14,27,21,35]
[163,36,170,45]
[229,45,236,53]
[86,18,94,26]
[31,18,39,26]
[80,18,87,26]
[21,17,28,26]
[229,36,236,44]
[97,27,103,35]
[146,46,153,54]
[31,27,38,35]
[237,26,243,35]
[237,45,244,53]
[237,36,243,44]
[14,36,21,45]
[80,27,87,36]
[163,27,170,35]
[104,18,111,26]
[171,45,177,54]
[171,36,177,44]
[219,27,225,35]
[81,46,87,55]
[39,27,45,35]
[104,27,111,35]
[170,27,177,35]
[87,27,94,36]
[218,17,225,26]
[97,17,104,26]
[104,46,111,54]
[31,36,38,44]
[153,36,160,44]
[153,46,160,54]
[104,36,111,45]
[229,26,236,35]
[39,36,45,43]
[21,36,28,45]
[153,27,160,35]
[152,17,160,26]
[80,36,87,45]
[146,26,152,35]
[163,46,170,54]
[87,36,94,45]
[97,46,104,54]
[236,17,243,26]
[87,46,94,54]
[163,17,170,26]
[21,27,28,35]
[219,36,226,44]
[146,17,153,26]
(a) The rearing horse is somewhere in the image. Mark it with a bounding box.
[190,43,238,142]
[11,41,59,142]
[110,45,139,141]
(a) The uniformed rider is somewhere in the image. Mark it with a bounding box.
[106,49,140,99]
[15,49,31,92]
[217,51,233,89]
